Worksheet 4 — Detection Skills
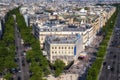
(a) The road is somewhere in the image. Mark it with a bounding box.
[99,11,120,80]
[13,15,29,80]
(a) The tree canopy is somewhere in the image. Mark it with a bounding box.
[53,59,65,77]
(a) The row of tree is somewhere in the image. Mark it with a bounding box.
[86,4,120,80]
[11,8,50,80]
[0,9,18,79]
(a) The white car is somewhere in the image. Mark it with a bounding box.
[23,52,26,56]
[18,70,21,72]
[107,65,111,70]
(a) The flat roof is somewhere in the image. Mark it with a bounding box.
[36,23,92,32]
[46,34,81,44]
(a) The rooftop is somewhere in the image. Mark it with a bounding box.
[46,34,81,44]
[35,22,92,32]
[63,25,91,31]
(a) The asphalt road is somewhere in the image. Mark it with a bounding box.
[99,11,120,80]
[13,15,29,80]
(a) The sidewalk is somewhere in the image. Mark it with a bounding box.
[46,74,79,80]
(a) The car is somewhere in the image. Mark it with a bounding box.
[21,52,26,56]
[18,34,20,38]
[29,70,33,77]
[111,67,114,72]
[107,65,111,70]
[23,52,26,56]
[109,51,113,54]
[78,56,84,60]
[89,57,96,62]
[21,53,24,56]
[17,76,21,80]
[14,57,19,62]
[22,59,25,66]
[10,68,18,74]
[17,67,21,72]
[22,62,25,66]
[113,55,116,58]
[27,59,31,63]
[18,70,21,73]
[14,58,17,62]
[112,61,115,64]
[103,62,106,66]
[93,52,97,56]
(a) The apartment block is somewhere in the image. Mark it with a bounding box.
[44,34,83,64]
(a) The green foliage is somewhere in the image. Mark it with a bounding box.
[0,9,17,73]
[30,62,43,80]
[86,5,120,80]
[4,72,12,80]
[11,8,50,79]
[53,59,65,77]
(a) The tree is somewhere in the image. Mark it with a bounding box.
[30,62,43,80]
[53,59,65,77]
[4,72,12,80]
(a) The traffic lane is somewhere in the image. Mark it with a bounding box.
[109,52,120,80]
[107,48,120,78]
[99,59,112,80]
[20,40,30,80]
[17,34,24,80]
[14,16,24,80]
[106,58,117,80]
[14,23,20,80]
[15,24,30,80]
[22,57,30,80]
[14,24,24,80]
[102,57,117,80]
[99,36,120,79]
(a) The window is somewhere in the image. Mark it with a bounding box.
[52,51,54,54]
[41,37,43,40]
[71,46,73,49]
[68,47,70,49]
[59,46,61,49]
[52,47,54,49]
